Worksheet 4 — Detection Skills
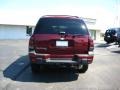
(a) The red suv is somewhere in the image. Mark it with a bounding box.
[29,15,94,73]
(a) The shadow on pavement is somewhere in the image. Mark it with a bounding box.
[3,55,79,83]
[16,67,79,83]
[111,50,120,54]
[95,43,111,48]
[3,55,30,80]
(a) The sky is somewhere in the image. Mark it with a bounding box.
[0,0,120,32]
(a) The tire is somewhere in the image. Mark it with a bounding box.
[76,65,88,73]
[31,63,40,73]
[106,41,110,44]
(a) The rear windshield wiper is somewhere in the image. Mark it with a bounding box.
[72,34,85,38]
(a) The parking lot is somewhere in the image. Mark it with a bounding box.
[0,40,120,90]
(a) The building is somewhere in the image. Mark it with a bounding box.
[0,17,101,40]
[81,17,101,40]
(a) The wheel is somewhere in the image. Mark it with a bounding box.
[115,41,118,45]
[30,63,40,73]
[106,41,110,44]
[76,65,88,73]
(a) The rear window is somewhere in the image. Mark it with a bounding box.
[116,28,120,33]
[34,18,89,35]
[106,28,120,35]
[105,29,116,36]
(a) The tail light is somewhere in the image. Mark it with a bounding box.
[29,36,37,62]
[29,36,35,52]
[88,37,94,55]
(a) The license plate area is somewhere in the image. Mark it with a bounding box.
[56,41,68,47]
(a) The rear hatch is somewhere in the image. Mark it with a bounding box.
[34,34,89,54]
[33,18,89,54]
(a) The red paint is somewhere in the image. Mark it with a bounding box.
[29,15,94,66]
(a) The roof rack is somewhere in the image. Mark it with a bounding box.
[41,15,79,19]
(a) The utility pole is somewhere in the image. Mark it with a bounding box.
[115,0,120,27]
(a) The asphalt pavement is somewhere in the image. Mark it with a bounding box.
[0,40,120,90]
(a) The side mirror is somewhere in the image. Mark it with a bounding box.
[26,26,32,36]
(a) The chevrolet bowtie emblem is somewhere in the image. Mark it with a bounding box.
[60,38,64,40]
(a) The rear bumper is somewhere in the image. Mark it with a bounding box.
[29,51,94,65]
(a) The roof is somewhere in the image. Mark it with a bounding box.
[41,15,79,19]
